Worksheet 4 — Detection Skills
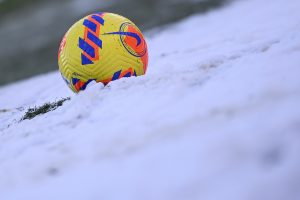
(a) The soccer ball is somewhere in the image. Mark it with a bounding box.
[58,12,148,93]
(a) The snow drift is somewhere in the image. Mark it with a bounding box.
[0,0,300,199]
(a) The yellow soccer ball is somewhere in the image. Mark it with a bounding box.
[58,12,148,93]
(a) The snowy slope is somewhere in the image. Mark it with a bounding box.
[1,0,300,199]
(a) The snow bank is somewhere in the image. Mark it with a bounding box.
[0,0,300,199]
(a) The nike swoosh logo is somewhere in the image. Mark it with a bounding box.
[104,32,142,46]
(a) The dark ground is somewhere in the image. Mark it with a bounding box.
[0,0,227,86]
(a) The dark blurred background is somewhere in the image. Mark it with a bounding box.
[0,0,227,86]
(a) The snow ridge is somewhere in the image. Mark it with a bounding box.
[0,0,300,199]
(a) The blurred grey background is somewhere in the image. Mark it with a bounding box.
[0,0,227,86]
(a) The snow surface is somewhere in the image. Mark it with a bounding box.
[1,0,300,199]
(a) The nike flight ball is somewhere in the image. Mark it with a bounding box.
[58,12,148,93]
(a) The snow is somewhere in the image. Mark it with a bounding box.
[1,0,300,199]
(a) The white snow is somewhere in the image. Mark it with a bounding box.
[1,0,300,199]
